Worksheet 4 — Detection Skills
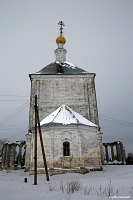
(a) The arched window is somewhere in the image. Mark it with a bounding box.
[63,142,70,156]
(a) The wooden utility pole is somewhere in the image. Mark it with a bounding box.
[36,104,49,181]
[33,95,49,183]
[34,95,38,185]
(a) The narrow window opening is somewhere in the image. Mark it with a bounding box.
[63,142,70,156]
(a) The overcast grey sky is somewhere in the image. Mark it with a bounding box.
[0,0,133,153]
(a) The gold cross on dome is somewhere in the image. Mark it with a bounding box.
[58,21,65,34]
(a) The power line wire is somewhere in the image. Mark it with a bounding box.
[0,104,29,129]
[0,127,28,131]
[0,101,28,123]
[0,98,132,129]
[100,116,133,127]
[0,95,28,97]
[0,108,29,129]
[0,100,28,101]
[0,107,28,129]
[99,114,133,125]
[0,101,29,128]
[2,123,28,127]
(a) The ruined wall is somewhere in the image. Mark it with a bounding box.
[29,125,102,171]
[25,134,32,171]
[1,141,26,169]
[29,74,99,131]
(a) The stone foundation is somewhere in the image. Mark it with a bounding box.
[29,165,103,175]
[29,154,102,175]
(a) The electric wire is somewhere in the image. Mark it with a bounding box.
[0,100,28,101]
[0,104,29,129]
[2,123,28,127]
[100,114,133,125]
[0,107,29,129]
[0,95,28,97]
[0,127,28,131]
[99,115,133,127]
[0,101,28,124]
[0,98,133,130]
[0,101,29,129]
[0,95,28,101]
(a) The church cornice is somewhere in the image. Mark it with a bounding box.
[29,73,96,81]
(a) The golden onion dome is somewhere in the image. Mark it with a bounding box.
[56,32,66,44]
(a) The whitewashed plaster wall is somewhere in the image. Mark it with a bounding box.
[29,125,102,171]
[29,74,99,131]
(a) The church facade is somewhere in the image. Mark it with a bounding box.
[25,22,103,172]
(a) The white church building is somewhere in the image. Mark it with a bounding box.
[25,21,103,173]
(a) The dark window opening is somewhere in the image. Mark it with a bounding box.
[63,142,70,156]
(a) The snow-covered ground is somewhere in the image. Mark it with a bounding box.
[0,165,133,200]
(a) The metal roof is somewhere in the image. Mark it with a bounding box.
[40,104,97,127]
[35,62,88,75]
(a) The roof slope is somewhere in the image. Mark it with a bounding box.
[35,62,87,75]
[40,104,97,127]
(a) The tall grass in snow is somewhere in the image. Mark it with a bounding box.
[48,179,133,198]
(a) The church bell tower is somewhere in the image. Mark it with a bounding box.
[25,21,101,171]
[28,21,99,132]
